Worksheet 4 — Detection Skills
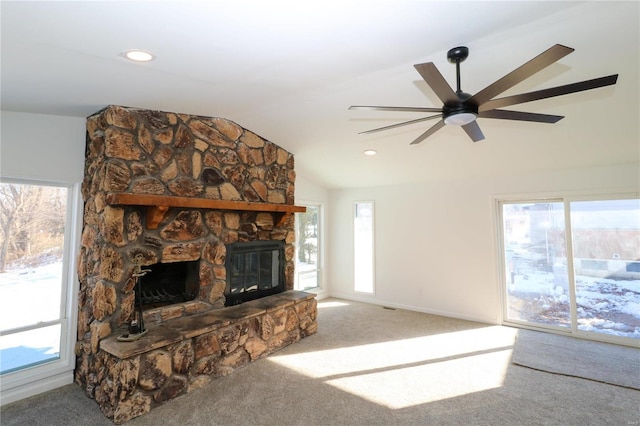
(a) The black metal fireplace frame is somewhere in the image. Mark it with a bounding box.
[224,240,285,306]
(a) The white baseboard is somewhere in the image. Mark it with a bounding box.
[1,371,74,406]
[326,291,497,325]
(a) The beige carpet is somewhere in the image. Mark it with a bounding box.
[1,298,639,425]
[512,329,640,390]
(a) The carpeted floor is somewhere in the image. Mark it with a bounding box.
[1,298,639,425]
[512,328,640,390]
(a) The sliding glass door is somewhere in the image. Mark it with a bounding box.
[499,196,640,344]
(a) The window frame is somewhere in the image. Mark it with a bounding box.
[0,177,81,402]
[294,202,323,293]
[494,189,640,347]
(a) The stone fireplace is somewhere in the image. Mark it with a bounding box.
[75,105,317,423]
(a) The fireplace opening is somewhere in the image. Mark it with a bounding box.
[137,261,199,309]
[225,240,285,307]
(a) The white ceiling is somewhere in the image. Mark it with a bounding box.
[1,1,638,188]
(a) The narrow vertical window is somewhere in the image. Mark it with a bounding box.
[354,201,374,294]
[295,204,321,291]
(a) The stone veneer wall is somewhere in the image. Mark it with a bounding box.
[75,105,314,422]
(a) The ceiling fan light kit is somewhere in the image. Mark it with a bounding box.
[350,44,618,145]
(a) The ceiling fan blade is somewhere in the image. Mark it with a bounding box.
[358,114,444,135]
[461,121,485,142]
[479,109,564,123]
[414,62,458,105]
[349,106,443,113]
[410,120,446,145]
[478,74,618,112]
[469,44,575,107]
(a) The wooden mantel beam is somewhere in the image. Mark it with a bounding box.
[105,193,306,229]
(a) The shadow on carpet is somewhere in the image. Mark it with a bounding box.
[512,329,640,390]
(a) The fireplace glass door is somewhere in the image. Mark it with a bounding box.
[225,241,284,306]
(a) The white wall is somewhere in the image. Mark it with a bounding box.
[328,163,640,324]
[0,110,86,403]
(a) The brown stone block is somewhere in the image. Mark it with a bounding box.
[161,305,184,321]
[90,320,111,354]
[202,240,226,265]
[192,151,202,179]
[260,314,275,340]
[195,332,221,359]
[161,242,204,262]
[240,130,265,148]
[175,150,192,175]
[153,127,174,145]
[203,152,221,168]
[189,120,234,148]
[220,347,249,370]
[223,165,247,189]
[103,160,131,192]
[126,210,143,242]
[256,212,274,230]
[159,160,178,182]
[188,375,212,392]
[174,124,193,149]
[223,212,240,230]
[100,206,126,247]
[263,141,277,165]
[244,337,268,360]
[217,147,240,164]
[154,375,188,403]
[139,351,172,391]
[105,127,141,160]
[92,281,117,321]
[212,265,226,280]
[99,247,123,282]
[113,392,151,425]
[170,340,194,374]
[167,176,203,197]
[209,117,242,141]
[104,105,137,130]
[285,244,295,261]
[131,177,165,195]
[194,355,216,375]
[194,139,208,152]
[204,211,223,236]
[118,291,135,325]
[220,182,242,201]
[160,211,205,242]
[222,230,238,244]
[218,324,241,354]
[285,308,299,332]
[138,125,154,155]
[276,147,289,165]
[242,185,261,202]
[235,142,252,165]
[209,280,225,305]
[153,145,173,167]
[138,109,172,130]
[250,148,264,166]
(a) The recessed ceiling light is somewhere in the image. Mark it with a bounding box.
[364,149,377,156]
[122,49,155,62]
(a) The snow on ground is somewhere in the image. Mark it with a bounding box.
[0,262,63,373]
[508,268,640,338]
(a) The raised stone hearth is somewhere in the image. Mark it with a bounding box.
[75,105,317,423]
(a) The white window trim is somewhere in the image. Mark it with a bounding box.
[492,188,640,348]
[294,201,325,295]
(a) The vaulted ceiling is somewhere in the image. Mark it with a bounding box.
[2,1,638,188]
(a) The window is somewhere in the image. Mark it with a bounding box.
[499,196,640,345]
[354,201,374,294]
[0,180,77,385]
[295,204,321,291]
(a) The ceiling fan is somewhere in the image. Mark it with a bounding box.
[349,44,618,144]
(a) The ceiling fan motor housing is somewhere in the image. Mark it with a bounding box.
[443,92,478,125]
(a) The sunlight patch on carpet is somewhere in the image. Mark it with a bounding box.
[269,325,517,407]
